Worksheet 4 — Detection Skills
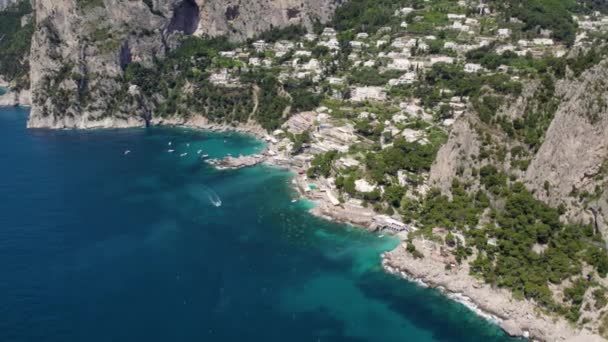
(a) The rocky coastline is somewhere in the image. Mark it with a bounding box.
[189,121,606,342]
[24,114,604,342]
[382,241,604,342]
[0,88,31,108]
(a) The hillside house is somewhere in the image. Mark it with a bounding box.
[351,86,388,102]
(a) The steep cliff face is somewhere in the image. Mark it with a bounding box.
[427,112,481,193]
[429,81,541,193]
[27,0,339,128]
[525,61,608,235]
[430,59,608,238]
[194,0,339,40]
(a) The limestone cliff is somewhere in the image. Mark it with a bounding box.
[27,0,339,129]
[430,59,608,240]
[525,61,608,237]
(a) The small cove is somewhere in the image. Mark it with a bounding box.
[0,107,515,341]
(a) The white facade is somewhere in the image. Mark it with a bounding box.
[351,87,388,102]
[497,28,511,38]
[387,58,412,70]
[429,56,454,65]
[464,63,483,73]
[355,179,377,193]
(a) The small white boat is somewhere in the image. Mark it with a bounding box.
[186,143,190,147]
[168,142,172,146]
[180,153,188,157]
[168,149,175,153]
[197,150,202,154]
[201,154,209,158]
[291,199,297,203]
[378,234,385,238]
[124,150,131,155]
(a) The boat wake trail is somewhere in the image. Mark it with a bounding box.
[187,184,223,207]
[202,186,222,207]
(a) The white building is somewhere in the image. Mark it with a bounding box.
[350,41,367,50]
[388,72,417,86]
[402,128,424,142]
[294,50,312,57]
[447,14,467,20]
[319,38,340,51]
[444,41,457,50]
[429,56,454,65]
[518,39,531,47]
[372,215,410,232]
[496,44,515,54]
[248,57,262,66]
[497,28,511,38]
[351,86,387,102]
[252,40,269,52]
[300,59,321,71]
[219,51,236,58]
[387,58,411,70]
[464,63,484,73]
[322,27,337,37]
[304,33,317,41]
[452,22,470,32]
[465,18,479,26]
[397,7,414,16]
[533,38,554,46]
[363,60,375,67]
[355,179,377,193]
[328,77,345,85]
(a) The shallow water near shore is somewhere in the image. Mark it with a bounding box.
[0,107,515,341]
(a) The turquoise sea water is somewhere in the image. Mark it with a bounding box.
[0,107,516,342]
[0,87,7,96]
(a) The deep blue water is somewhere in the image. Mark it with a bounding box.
[0,107,515,342]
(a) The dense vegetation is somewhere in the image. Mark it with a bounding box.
[365,137,442,183]
[332,0,411,33]
[406,173,608,320]
[123,36,297,130]
[474,183,608,319]
[577,0,608,13]
[253,25,307,43]
[0,1,34,89]
[489,0,578,45]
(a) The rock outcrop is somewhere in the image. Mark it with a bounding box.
[0,88,31,107]
[525,61,608,235]
[430,58,608,242]
[428,112,481,193]
[27,0,339,129]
